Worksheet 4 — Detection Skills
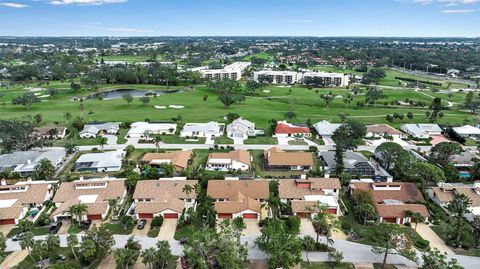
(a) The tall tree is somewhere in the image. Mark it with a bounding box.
[19,232,35,263]
[447,194,471,248]
[122,93,134,105]
[11,92,40,110]
[67,234,79,262]
[34,158,56,180]
[430,142,463,167]
[371,223,416,269]
[421,248,463,269]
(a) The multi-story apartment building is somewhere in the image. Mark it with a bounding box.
[253,70,349,87]
[199,62,251,81]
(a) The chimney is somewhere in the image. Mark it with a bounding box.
[0,179,6,186]
[27,159,31,165]
[300,174,307,180]
[324,173,330,179]
[79,176,84,181]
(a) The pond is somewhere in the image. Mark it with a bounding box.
[87,88,185,100]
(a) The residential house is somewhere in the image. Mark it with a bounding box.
[0,149,66,176]
[34,126,67,139]
[79,122,120,138]
[278,177,341,217]
[319,151,392,180]
[0,180,56,225]
[453,125,480,139]
[142,151,192,171]
[350,182,429,224]
[264,147,314,171]
[126,122,177,138]
[313,120,341,137]
[427,182,480,221]
[206,150,251,171]
[274,121,311,138]
[366,124,403,138]
[400,124,442,139]
[73,150,123,172]
[51,177,127,222]
[133,180,198,219]
[180,122,223,138]
[226,118,257,141]
[452,151,479,176]
[207,180,269,220]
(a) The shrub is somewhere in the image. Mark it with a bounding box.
[284,216,300,234]
[314,242,329,251]
[125,145,135,157]
[308,146,318,152]
[151,216,164,227]
[415,238,430,249]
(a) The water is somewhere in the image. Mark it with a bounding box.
[87,88,184,100]
[459,172,471,179]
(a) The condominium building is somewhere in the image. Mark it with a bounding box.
[199,62,251,81]
[302,71,350,87]
[253,70,349,86]
[253,70,301,84]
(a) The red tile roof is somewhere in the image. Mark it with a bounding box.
[275,123,310,135]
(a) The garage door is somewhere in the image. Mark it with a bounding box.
[87,214,102,221]
[383,218,397,223]
[242,213,258,219]
[218,213,233,219]
[296,212,311,218]
[163,213,179,219]
[138,213,153,219]
[0,219,16,225]
[326,208,337,215]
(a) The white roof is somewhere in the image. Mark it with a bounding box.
[80,122,119,135]
[453,125,480,135]
[182,122,221,134]
[227,118,255,134]
[313,120,341,136]
[0,149,66,173]
[75,150,123,169]
[401,124,441,136]
[78,194,99,204]
[304,195,338,207]
[127,122,177,135]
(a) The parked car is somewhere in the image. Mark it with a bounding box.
[48,221,62,234]
[12,232,25,241]
[181,256,189,269]
[80,220,92,230]
[179,237,188,245]
[137,219,147,229]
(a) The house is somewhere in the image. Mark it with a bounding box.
[206,150,251,171]
[319,151,391,180]
[180,122,223,138]
[452,151,479,170]
[126,122,177,138]
[207,180,269,220]
[132,180,197,219]
[264,147,314,171]
[51,177,127,222]
[199,62,251,81]
[79,122,120,138]
[278,177,341,217]
[34,126,67,139]
[274,121,311,138]
[453,125,480,139]
[366,124,403,138]
[0,149,66,176]
[73,150,123,172]
[142,151,192,171]
[226,118,257,141]
[313,120,341,137]
[350,182,429,224]
[400,124,442,139]
[0,180,56,225]
[427,182,480,221]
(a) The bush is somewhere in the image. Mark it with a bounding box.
[284,216,300,234]
[308,146,318,152]
[314,242,329,251]
[415,238,430,249]
[151,216,164,227]
[36,213,50,227]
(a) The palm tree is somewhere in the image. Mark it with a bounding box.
[301,235,315,263]
[68,203,89,223]
[447,194,471,248]
[63,112,72,126]
[141,247,158,269]
[67,234,79,262]
[19,232,35,262]
[405,210,425,230]
[98,136,107,150]
[153,135,162,152]
[34,158,56,180]
[355,203,376,225]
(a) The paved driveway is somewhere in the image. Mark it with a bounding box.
[57,221,70,234]
[300,219,316,237]
[415,223,453,254]
[0,224,15,236]
[131,220,150,237]
[157,219,177,240]
[243,219,261,236]
[101,134,118,145]
[1,250,28,268]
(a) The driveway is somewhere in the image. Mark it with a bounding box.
[101,134,118,145]
[157,219,177,240]
[233,137,244,145]
[205,136,214,145]
[57,221,70,234]
[300,219,316,237]
[0,224,15,236]
[96,253,117,268]
[1,250,28,268]
[276,137,292,145]
[131,220,150,237]
[415,223,453,254]
[243,219,261,236]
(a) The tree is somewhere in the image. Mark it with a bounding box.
[307,202,339,247]
[405,210,425,230]
[141,248,157,269]
[63,112,72,126]
[430,142,463,167]
[411,162,446,190]
[421,248,463,269]
[155,241,174,269]
[471,215,480,248]
[371,223,416,269]
[12,92,40,110]
[68,203,88,223]
[83,224,115,259]
[218,92,244,109]
[301,235,315,264]
[375,142,409,173]
[321,94,334,110]
[19,232,35,263]
[153,135,162,152]
[184,219,248,269]
[71,82,81,96]
[67,234,79,262]
[64,139,78,154]
[79,99,85,118]
[46,235,61,261]
[0,233,6,262]
[80,238,97,263]
[366,87,384,107]
[122,93,133,105]
[34,158,55,180]
[284,111,296,120]
[332,121,365,175]
[98,136,107,150]
[32,240,48,267]
[34,113,42,125]
[139,96,150,105]
[447,194,471,248]
[203,94,208,104]
[255,219,302,269]
[0,119,42,151]
[355,203,376,225]
[115,237,140,269]
[463,91,480,114]
[328,250,344,269]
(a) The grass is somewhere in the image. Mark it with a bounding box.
[214,135,233,144]
[68,224,81,234]
[288,139,308,145]
[102,222,133,235]
[0,81,475,131]
[174,225,194,240]
[160,135,206,144]
[301,262,353,269]
[464,138,479,147]
[244,136,277,145]
[147,226,160,238]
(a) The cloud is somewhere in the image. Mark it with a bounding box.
[0,2,28,8]
[441,8,476,12]
[47,0,127,5]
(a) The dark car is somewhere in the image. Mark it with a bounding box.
[179,237,188,245]
[137,219,147,229]
[181,256,189,269]
[12,232,25,241]
[80,220,92,230]
[48,221,62,234]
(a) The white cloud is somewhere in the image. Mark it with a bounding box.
[0,2,28,8]
[47,0,127,5]
[441,8,477,12]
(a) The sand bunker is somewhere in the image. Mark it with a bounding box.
[168,105,184,109]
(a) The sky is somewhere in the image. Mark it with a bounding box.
[0,0,479,37]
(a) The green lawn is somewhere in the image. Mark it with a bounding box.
[102,222,134,235]
[244,136,277,145]
[174,225,194,240]
[147,226,160,238]
[214,135,233,144]
[68,224,81,234]
[301,262,353,269]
